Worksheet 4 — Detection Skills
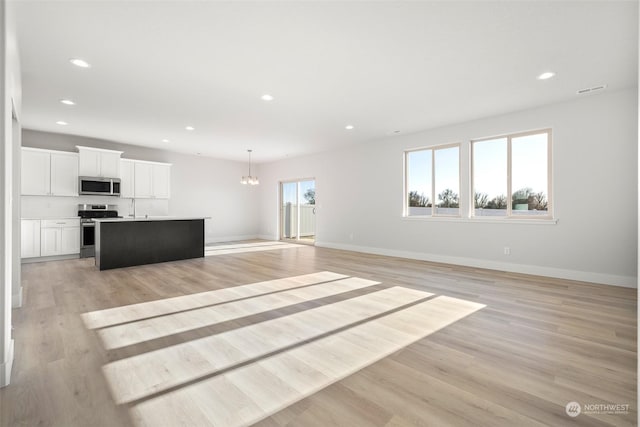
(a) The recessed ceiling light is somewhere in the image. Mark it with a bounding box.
[185,126,195,131]
[345,125,354,130]
[261,94,274,101]
[162,139,170,143]
[69,58,91,68]
[60,99,75,106]
[537,71,555,80]
[56,121,68,126]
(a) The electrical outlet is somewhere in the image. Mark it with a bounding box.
[504,247,511,255]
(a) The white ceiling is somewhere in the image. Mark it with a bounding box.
[13,1,638,163]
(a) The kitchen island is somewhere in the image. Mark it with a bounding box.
[94,217,205,270]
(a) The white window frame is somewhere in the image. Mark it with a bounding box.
[404,142,461,218]
[471,128,553,220]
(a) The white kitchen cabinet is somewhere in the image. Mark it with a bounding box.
[40,227,59,257]
[100,152,121,177]
[78,148,99,177]
[21,149,50,195]
[21,220,41,258]
[77,146,123,178]
[120,159,135,198]
[21,148,78,196]
[40,219,80,256]
[151,163,171,199]
[131,160,171,199]
[61,227,81,255]
[133,162,153,198]
[50,152,79,196]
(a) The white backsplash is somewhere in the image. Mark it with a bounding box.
[21,195,169,219]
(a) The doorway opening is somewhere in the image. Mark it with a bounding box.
[280,179,316,244]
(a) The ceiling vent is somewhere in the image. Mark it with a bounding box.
[576,84,607,95]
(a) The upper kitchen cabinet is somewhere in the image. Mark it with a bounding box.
[120,159,135,198]
[51,152,79,195]
[77,146,123,178]
[22,148,79,196]
[132,160,171,199]
[151,163,171,199]
[21,148,50,195]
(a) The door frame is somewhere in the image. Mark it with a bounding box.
[278,178,316,245]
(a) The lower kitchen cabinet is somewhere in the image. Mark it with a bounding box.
[21,219,41,258]
[61,226,81,255]
[40,227,59,256]
[39,219,80,257]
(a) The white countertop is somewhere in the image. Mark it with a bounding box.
[22,216,80,220]
[93,216,210,222]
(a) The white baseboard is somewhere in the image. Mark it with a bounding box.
[21,254,79,264]
[257,234,279,241]
[0,339,15,388]
[205,234,261,244]
[11,287,22,308]
[315,241,637,288]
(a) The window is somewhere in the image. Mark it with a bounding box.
[472,129,551,218]
[405,144,460,217]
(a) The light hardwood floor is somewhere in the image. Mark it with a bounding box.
[0,243,636,426]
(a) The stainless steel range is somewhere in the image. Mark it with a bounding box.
[78,204,119,258]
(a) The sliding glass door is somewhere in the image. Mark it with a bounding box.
[280,179,316,244]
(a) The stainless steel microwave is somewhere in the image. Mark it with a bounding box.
[78,177,121,196]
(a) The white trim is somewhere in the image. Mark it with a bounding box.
[11,286,21,308]
[0,338,14,388]
[22,146,78,157]
[401,216,558,225]
[75,145,123,155]
[205,234,260,244]
[258,234,279,241]
[21,254,79,264]
[315,241,636,288]
[121,158,171,167]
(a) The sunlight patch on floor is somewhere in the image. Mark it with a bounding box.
[83,272,485,427]
[102,286,432,404]
[82,271,346,329]
[96,276,379,350]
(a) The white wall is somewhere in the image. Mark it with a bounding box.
[21,130,260,243]
[1,0,21,387]
[258,88,638,287]
[11,106,20,309]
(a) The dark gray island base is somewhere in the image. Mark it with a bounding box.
[95,218,205,270]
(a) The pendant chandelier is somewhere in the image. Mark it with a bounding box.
[241,149,259,185]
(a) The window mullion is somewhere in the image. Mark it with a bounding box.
[404,152,408,216]
[546,131,552,216]
[507,136,512,216]
[431,148,436,216]
[470,142,475,218]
